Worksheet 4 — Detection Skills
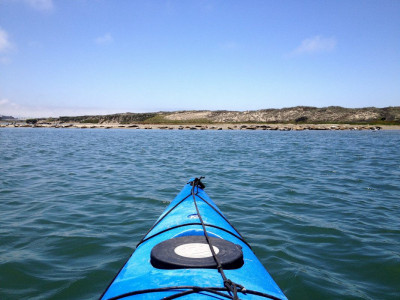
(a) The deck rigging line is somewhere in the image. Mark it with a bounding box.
[190,177,244,300]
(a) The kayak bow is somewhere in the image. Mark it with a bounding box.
[100,178,287,300]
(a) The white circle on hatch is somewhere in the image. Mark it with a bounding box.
[174,243,220,258]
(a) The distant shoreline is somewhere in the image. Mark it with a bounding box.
[3,106,400,126]
[2,106,400,130]
[2,122,399,131]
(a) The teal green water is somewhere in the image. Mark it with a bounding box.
[0,128,399,300]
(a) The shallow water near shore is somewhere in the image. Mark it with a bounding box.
[1,128,399,300]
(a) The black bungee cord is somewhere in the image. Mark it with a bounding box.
[105,285,283,300]
[190,177,245,300]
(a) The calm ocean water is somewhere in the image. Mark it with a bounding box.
[0,128,399,300]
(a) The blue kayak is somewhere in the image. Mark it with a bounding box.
[100,178,287,300]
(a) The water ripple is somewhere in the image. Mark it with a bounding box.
[0,128,399,299]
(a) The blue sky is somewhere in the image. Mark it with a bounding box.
[0,0,399,118]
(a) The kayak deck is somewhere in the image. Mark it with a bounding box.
[100,178,287,300]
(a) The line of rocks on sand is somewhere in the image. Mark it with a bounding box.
[1,122,386,131]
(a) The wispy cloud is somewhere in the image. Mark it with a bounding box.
[0,27,13,52]
[290,36,337,56]
[0,98,123,118]
[0,99,20,115]
[24,0,54,12]
[0,98,14,106]
[0,27,14,64]
[94,33,113,45]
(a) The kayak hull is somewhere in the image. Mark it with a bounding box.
[101,179,287,300]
